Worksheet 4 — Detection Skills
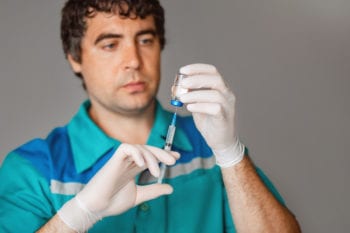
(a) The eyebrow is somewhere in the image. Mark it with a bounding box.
[94,33,122,45]
[136,29,157,38]
[94,29,157,45]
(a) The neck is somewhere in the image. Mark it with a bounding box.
[89,101,156,144]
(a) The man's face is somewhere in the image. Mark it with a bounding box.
[69,12,161,116]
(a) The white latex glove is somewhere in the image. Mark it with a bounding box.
[58,144,180,233]
[177,64,245,168]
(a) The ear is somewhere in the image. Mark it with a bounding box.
[67,54,82,73]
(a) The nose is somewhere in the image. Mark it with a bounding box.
[124,43,141,71]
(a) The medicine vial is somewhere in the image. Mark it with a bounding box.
[170,73,188,107]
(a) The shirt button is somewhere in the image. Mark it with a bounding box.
[140,203,150,212]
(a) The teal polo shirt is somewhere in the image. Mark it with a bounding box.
[0,100,284,232]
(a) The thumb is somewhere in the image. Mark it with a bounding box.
[135,184,174,205]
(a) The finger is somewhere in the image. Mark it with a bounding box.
[118,144,145,167]
[179,90,226,104]
[137,145,161,178]
[135,184,173,205]
[186,103,224,117]
[145,146,179,165]
[179,63,217,75]
[180,74,226,91]
[170,151,181,160]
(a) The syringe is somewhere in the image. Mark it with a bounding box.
[157,110,177,183]
[157,73,187,183]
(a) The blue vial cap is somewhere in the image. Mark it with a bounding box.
[170,99,183,107]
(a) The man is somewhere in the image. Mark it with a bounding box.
[0,0,301,232]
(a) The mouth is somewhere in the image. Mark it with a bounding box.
[122,81,146,93]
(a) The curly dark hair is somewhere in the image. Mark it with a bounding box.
[61,0,165,65]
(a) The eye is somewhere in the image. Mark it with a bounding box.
[102,43,117,50]
[99,39,119,51]
[139,36,155,46]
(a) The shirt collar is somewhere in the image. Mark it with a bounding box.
[67,100,192,173]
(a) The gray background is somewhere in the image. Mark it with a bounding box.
[0,0,349,232]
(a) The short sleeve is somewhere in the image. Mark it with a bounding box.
[0,152,55,232]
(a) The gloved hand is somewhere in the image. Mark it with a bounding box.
[177,63,245,168]
[58,144,180,233]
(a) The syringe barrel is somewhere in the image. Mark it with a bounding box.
[164,125,176,150]
[158,114,177,183]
